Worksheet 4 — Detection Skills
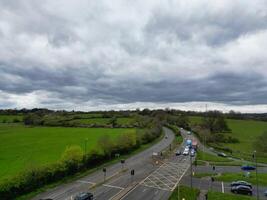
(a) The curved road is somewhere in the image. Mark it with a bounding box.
[33,127,176,200]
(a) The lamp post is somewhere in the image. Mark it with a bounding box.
[84,138,88,155]
[253,150,259,200]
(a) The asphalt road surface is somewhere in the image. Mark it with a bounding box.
[33,127,192,200]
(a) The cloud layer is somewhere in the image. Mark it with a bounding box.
[0,0,267,112]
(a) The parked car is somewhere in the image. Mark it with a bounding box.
[217,152,227,157]
[264,190,267,196]
[187,131,191,135]
[74,192,94,200]
[175,150,181,156]
[231,181,252,189]
[231,185,252,196]
[241,165,256,171]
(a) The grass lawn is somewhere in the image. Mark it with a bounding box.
[197,150,231,162]
[0,124,135,181]
[215,172,267,186]
[208,191,256,200]
[169,185,200,200]
[194,172,267,186]
[0,115,23,123]
[189,116,267,163]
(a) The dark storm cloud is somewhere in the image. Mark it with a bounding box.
[0,0,267,111]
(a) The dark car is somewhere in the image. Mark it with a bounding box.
[217,152,227,157]
[231,185,252,196]
[241,165,256,171]
[175,150,181,156]
[264,190,267,196]
[74,192,93,200]
[231,181,252,189]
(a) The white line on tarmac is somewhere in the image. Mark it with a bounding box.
[103,184,125,190]
[77,180,96,185]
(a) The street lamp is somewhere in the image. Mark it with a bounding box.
[84,138,88,155]
[253,150,259,200]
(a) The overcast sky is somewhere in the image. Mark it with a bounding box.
[0,0,267,113]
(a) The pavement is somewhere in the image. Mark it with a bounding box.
[33,127,192,200]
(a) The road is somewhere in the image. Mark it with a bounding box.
[33,127,191,200]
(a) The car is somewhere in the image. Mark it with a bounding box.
[183,148,189,155]
[231,185,252,196]
[187,131,191,135]
[231,181,252,189]
[217,152,227,157]
[241,165,256,171]
[175,150,181,156]
[152,152,158,156]
[165,136,168,139]
[190,149,195,157]
[74,192,94,200]
[264,190,267,196]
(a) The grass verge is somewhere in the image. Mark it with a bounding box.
[168,185,200,200]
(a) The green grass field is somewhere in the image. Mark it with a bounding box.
[208,191,256,200]
[0,115,23,123]
[189,116,267,162]
[0,124,135,181]
[169,185,200,200]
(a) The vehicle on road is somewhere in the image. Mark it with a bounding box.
[187,131,191,135]
[74,192,94,200]
[186,139,192,147]
[190,149,195,157]
[217,152,227,157]
[175,150,181,156]
[241,165,256,171]
[183,148,189,155]
[264,190,267,197]
[231,181,252,189]
[152,152,158,156]
[231,185,252,196]
[165,136,168,139]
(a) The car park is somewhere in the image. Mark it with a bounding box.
[74,192,94,200]
[231,181,252,189]
[231,185,252,196]
[241,165,256,171]
[217,152,227,157]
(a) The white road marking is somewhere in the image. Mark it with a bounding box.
[76,180,96,185]
[103,184,124,190]
[222,182,224,193]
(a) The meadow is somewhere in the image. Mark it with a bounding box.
[0,124,135,181]
[0,115,23,123]
[189,116,267,162]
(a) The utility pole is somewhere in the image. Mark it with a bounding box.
[254,151,259,200]
[190,148,193,188]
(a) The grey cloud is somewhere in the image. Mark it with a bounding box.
[0,0,267,111]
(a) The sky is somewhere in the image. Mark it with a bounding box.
[0,0,267,113]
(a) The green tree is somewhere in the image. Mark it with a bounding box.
[254,131,267,153]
